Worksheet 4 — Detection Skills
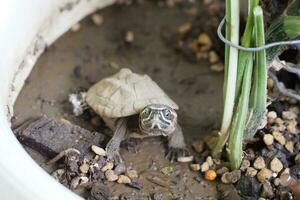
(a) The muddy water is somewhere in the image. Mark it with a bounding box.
[13,1,224,199]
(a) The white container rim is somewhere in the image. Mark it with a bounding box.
[0,0,114,199]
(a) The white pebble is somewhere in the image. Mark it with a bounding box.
[91,145,106,156]
[177,155,194,163]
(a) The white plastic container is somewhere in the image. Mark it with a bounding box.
[0,0,114,199]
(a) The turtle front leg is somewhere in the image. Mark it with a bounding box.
[105,118,128,165]
[166,124,190,162]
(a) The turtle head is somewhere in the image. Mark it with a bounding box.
[139,104,177,137]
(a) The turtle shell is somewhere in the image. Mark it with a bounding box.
[86,68,179,118]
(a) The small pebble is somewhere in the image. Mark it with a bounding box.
[246,167,258,177]
[178,23,191,34]
[295,154,300,164]
[253,156,266,170]
[208,51,219,63]
[285,141,294,153]
[197,33,212,48]
[126,170,138,179]
[216,167,229,175]
[91,14,104,25]
[274,178,280,186]
[282,111,297,120]
[91,145,106,156]
[210,63,224,72]
[117,175,131,184]
[272,131,286,145]
[287,120,299,134]
[101,162,114,172]
[257,168,273,183]
[190,164,201,171]
[80,163,90,174]
[125,31,134,43]
[281,168,290,175]
[177,155,194,163]
[201,162,210,172]
[263,134,274,146]
[221,170,241,183]
[261,181,274,198]
[105,170,119,182]
[206,156,214,167]
[267,111,277,124]
[204,170,217,181]
[52,169,65,181]
[71,23,81,32]
[270,157,283,173]
[240,159,250,171]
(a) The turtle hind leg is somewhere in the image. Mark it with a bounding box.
[166,124,190,162]
[105,118,128,165]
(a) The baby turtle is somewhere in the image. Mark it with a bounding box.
[86,68,189,164]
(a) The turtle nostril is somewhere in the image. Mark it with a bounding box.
[153,124,159,130]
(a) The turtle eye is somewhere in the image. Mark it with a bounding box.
[141,108,150,118]
[163,109,172,119]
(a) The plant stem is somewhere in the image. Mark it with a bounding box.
[212,0,240,157]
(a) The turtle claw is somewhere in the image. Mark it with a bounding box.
[165,147,190,163]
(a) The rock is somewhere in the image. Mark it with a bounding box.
[177,155,194,163]
[192,140,204,153]
[253,156,266,170]
[51,169,65,181]
[206,156,214,167]
[221,170,241,183]
[267,111,277,123]
[91,14,104,26]
[117,175,131,184]
[70,176,89,189]
[282,111,297,120]
[272,131,286,145]
[197,33,212,48]
[91,145,106,156]
[295,154,300,164]
[80,163,90,174]
[257,168,273,183]
[190,164,201,171]
[285,141,294,153]
[246,167,258,177]
[287,120,299,134]
[208,51,219,63]
[235,176,261,198]
[210,63,224,72]
[15,117,106,160]
[178,23,191,34]
[270,157,283,173]
[126,170,138,179]
[273,178,280,186]
[263,134,274,146]
[261,181,274,198]
[240,159,250,171]
[125,31,134,43]
[101,162,114,172]
[105,170,118,182]
[201,162,210,172]
[244,149,256,161]
[71,23,81,32]
[216,167,229,175]
[204,170,217,181]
